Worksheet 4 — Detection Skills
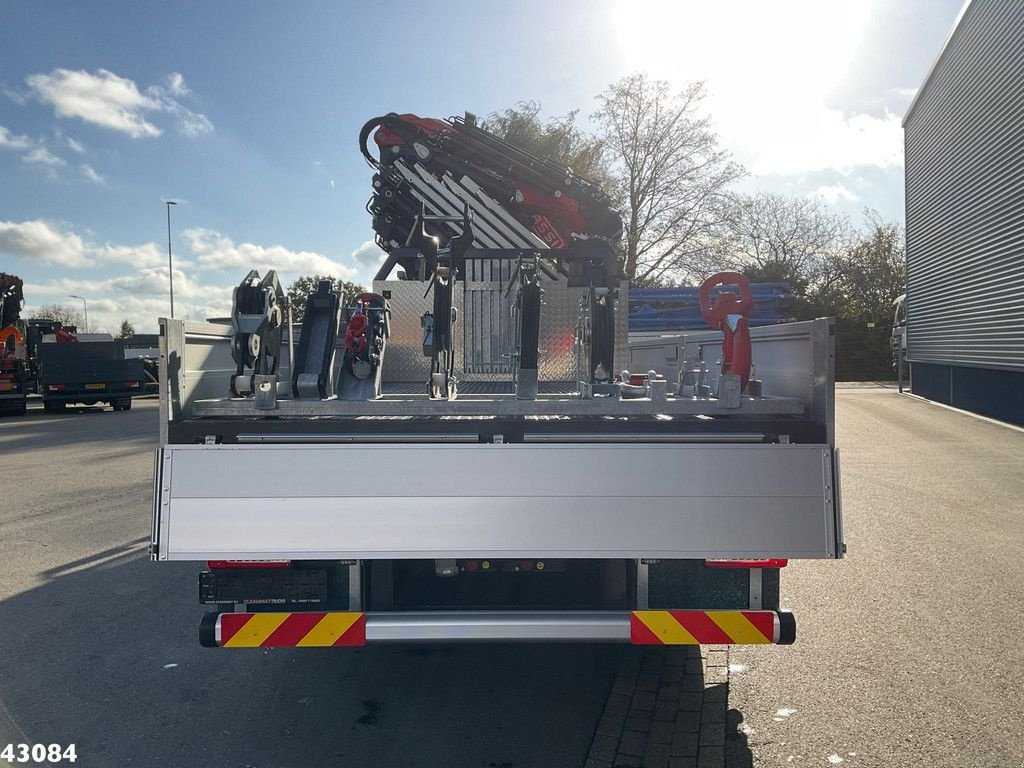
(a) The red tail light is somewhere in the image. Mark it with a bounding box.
[48,383,65,392]
[206,560,291,569]
[704,559,789,569]
[124,381,140,388]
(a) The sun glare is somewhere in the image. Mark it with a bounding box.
[609,0,891,177]
[611,0,871,97]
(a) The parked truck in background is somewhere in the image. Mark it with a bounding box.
[0,273,146,415]
[35,327,145,413]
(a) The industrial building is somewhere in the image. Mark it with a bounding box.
[903,0,1024,425]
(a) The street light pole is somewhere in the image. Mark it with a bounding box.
[165,200,178,319]
[68,294,88,332]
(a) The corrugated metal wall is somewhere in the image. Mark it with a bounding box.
[904,0,1024,371]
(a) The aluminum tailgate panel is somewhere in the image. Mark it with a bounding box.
[154,443,839,561]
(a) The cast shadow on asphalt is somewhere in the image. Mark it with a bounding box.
[0,550,631,768]
[0,407,156,453]
[725,706,754,767]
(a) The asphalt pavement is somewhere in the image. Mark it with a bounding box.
[1,389,1022,767]
[728,385,1024,768]
[0,400,620,767]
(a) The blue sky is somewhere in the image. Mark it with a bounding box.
[1,0,962,332]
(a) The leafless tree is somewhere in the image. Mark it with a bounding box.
[27,303,89,331]
[720,192,850,291]
[593,74,744,284]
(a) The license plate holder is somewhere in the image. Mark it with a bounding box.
[85,383,106,390]
[199,568,328,606]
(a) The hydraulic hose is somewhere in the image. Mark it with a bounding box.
[359,115,391,167]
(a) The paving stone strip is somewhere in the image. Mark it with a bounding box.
[585,645,729,768]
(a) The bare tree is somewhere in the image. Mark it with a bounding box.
[721,192,849,290]
[27,303,88,331]
[593,74,744,284]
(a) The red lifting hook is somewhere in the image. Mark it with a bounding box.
[344,313,369,355]
[699,272,753,391]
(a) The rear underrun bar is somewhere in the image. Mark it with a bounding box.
[199,610,796,647]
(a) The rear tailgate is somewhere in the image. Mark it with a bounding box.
[40,343,145,390]
[152,442,843,562]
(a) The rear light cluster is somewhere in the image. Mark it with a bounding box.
[124,381,141,388]
[48,384,65,392]
[206,560,291,570]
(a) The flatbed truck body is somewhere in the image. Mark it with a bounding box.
[153,307,842,648]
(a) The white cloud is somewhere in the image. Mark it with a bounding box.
[351,240,384,267]
[25,68,212,139]
[2,128,70,177]
[109,267,181,295]
[66,136,85,153]
[23,266,235,334]
[109,266,222,299]
[172,110,213,138]
[815,184,859,205]
[891,87,918,99]
[747,109,903,176]
[0,220,167,269]
[80,163,105,184]
[21,146,64,167]
[6,222,375,332]
[27,68,162,138]
[24,263,225,329]
[3,86,27,106]
[25,266,219,301]
[165,72,189,97]
[145,74,213,137]
[183,228,358,278]
[0,125,32,150]
[94,242,164,267]
[0,220,88,267]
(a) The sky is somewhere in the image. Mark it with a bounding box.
[0,0,963,333]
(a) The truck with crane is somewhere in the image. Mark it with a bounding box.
[151,113,843,650]
[0,273,146,415]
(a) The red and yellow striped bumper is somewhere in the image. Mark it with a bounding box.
[201,611,365,648]
[631,610,793,645]
[199,610,794,646]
